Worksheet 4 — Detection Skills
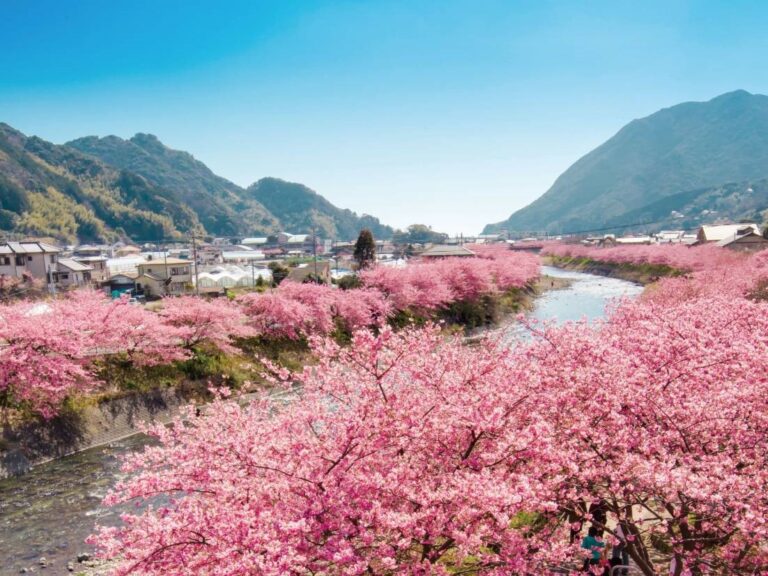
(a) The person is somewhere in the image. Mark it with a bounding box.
[565,499,587,544]
[590,498,608,536]
[581,526,607,574]
[610,523,629,576]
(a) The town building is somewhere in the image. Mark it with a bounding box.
[696,224,760,244]
[73,255,110,283]
[0,241,61,288]
[135,257,193,297]
[716,230,768,253]
[115,245,142,257]
[420,245,476,258]
[241,237,268,248]
[106,272,138,297]
[54,258,94,288]
[286,261,331,283]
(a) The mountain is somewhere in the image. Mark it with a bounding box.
[67,134,392,240]
[67,133,279,236]
[0,123,205,243]
[485,90,768,234]
[244,178,393,240]
[614,178,768,231]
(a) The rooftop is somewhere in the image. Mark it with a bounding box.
[137,257,191,266]
[420,244,476,258]
[0,241,62,255]
[57,258,94,272]
[699,223,759,241]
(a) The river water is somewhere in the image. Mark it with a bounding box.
[0,267,642,575]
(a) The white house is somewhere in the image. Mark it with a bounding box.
[696,224,760,244]
[0,242,61,288]
[55,258,94,288]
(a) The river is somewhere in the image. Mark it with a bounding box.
[0,267,642,575]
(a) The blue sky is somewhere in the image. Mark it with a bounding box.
[3,0,768,234]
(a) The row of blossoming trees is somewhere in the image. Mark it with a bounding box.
[84,244,768,576]
[0,247,539,418]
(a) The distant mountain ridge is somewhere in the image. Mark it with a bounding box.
[0,123,205,243]
[485,90,768,234]
[67,133,393,241]
[244,177,393,240]
[0,124,393,243]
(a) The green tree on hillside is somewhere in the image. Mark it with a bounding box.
[392,224,448,245]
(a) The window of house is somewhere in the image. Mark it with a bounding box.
[49,255,56,264]
[15,256,24,266]
[1,256,9,265]
[60,273,69,280]
[27,255,32,262]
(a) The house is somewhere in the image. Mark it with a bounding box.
[278,233,320,254]
[0,242,61,288]
[73,244,109,258]
[221,250,266,264]
[655,230,686,244]
[286,261,331,284]
[136,257,193,297]
[241,237,268,248]
[106,272,138,297]
[198,245,224,265]
[716,230,768,253]
[615,235,653,245]
[420,245,476,258]
[55,258,94,288]
[696,224,760,244]
[73,256,110,283]
[115,245,142,257]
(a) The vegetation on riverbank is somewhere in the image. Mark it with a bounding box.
[543,254,680,284]
[0,248,539,426]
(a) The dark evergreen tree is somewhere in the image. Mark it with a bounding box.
[353,229,376,270]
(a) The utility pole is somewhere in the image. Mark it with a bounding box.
[312,226,318,278]
[191,235,200,296]
[251,257,255,288]
[163,240,169,297]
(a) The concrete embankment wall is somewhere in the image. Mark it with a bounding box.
[0,387,194,478]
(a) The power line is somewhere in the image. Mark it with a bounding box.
[507,216,677,238]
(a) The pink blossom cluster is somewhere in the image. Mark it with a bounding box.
[360,248,539,310]
[91,326,570,575]
[91,286,768,574]
[159,296,255,355]
[0,248,538,417]
[238,281,392,339]
[0,291,186,418]
[543,242,744,272]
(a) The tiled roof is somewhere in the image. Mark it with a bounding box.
[420,245,476,257]
[0,241,62,254]
[57,258,93,272]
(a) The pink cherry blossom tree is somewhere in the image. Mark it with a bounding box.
[90,326,571,575]
[159,296,254,354]
[0,291,185,418]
